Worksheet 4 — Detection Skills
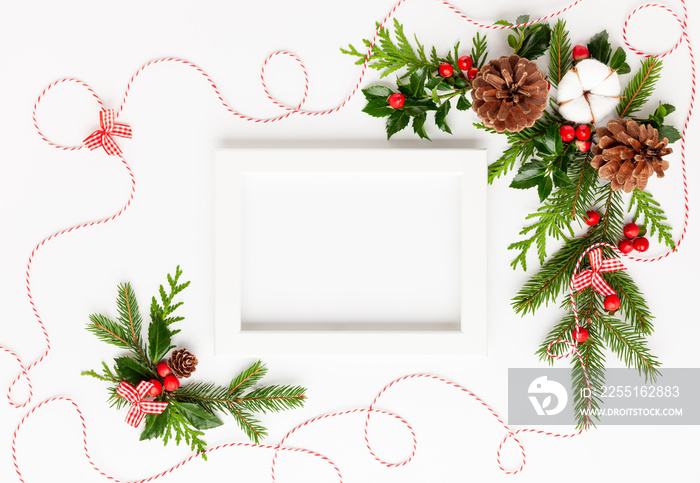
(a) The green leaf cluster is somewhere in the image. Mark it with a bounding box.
[587,30,631,74]
[639,102,682,144]
[495,15,551,60]
[83,268,307,457]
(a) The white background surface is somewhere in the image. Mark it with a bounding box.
[1,0,699,481]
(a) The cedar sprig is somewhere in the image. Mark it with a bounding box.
[548,19,572,88]
[618,57,663,118]
[341,19,439,78]
[629,189,676,249]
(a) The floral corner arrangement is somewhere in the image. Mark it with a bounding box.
[82,266,307,457]
[343,16,680,427]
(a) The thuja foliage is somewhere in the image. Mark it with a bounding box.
[83,267,306,456]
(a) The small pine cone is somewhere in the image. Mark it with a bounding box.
[471,55,549,133]
[591,118,672,192]
[167,348,198,378]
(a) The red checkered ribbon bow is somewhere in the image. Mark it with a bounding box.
[116,381,168,427]
[572,248,626,296]
[83,109,132,156]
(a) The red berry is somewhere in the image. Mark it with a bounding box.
[584,210,600,226]
[575,139,592,152]
[560,125,575,142]
[157,361,171,378]
[575,124,591,141]
[623,222,640,239]
[458,55,473,71]
[604,294,621,311]
[573,327,589,343]
[573,45,590,61]
[163,374,180,392]
[467,67,479,80]
[148,379,162,397]
[388,93,405,109]
[633,237,649,252]
[439,63,454,77]
[618,239,634,254]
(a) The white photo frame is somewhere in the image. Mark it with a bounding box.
[215,148,487,355]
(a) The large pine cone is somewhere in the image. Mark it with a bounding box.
[471,55,548,133]
[167,348,198,378]
[591,118,672,192]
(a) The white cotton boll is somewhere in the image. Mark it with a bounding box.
[559,96,593,124]
[591,72,621,97]
[556,73,583,103]
[589,95,620,124]
[576,59,613,91]
[556,58,622,125]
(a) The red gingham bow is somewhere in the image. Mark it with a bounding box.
[116,381,168,427]
[572,248,626,296]
[83,109,132,156]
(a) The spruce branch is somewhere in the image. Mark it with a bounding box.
[228,360,267,395]
[117,283,143,346]
[229,405,267,444]
[597,316,661,381]
[571,329,606,429]
[548,19,573,88]
[235,385,307,414]
[605,270,655,334]
[618,57,663,118]
[629,189,676,249]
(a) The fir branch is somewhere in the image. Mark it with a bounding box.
[571,329,606,429]
[86,313,132,349]
[229,405,267,444]
[117,282,143,346]
[512,236,589,314]
[235,386,307,414]
[618,57,663,118]
[605,270,654,334]
[597,316,661,381]
[629,189,676,249]
[228,360,267,395]
[548,19,572,88]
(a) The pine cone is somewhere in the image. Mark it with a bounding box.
[471,55,549,133]
[591,118,672,192]
[167,348,198,378]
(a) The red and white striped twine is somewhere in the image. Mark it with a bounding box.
[4,0,695,480]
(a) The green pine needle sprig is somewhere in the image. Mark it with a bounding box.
[548,19,572,88]
[618,57,663,118]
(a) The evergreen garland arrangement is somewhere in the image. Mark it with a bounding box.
[82,267,307,457]
[343,17,681,427]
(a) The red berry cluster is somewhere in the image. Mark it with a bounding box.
[560,123,592,152]
[138,361,180,397]
[617,222,649,254]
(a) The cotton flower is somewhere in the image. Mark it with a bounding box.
[557,59,621,125]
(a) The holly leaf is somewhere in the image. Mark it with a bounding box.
[454,77,469,89]
[658,125,681,144]
[518,24,551,60]
[362,98,394,118]
[515,14,530,25]
[140,407,170,440]
[148,316,173,363]
[508,35,519,51]
[412,113,430,140]
[456,94,472,111]
[425,77,443,90]
[494,20,512,27]
[174,402,223,430]
[386,110,410,139]
[435,101,452,133]
[115,356,155,386]
[537,175,553,201]
[510,161,546,189]
[609,47,631,75]
[587,30,612,64]
[532,136,552,156]
[552,166,573,187]
[408,67,428,97]
[660,103,676,116]
[362,85,393,100]
[403,97,438,116]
